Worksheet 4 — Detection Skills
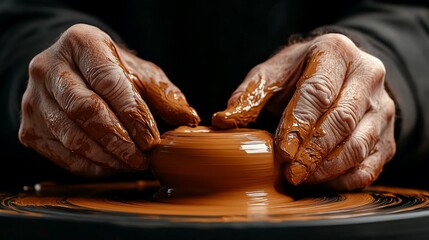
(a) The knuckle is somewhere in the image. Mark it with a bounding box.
[101,136,142,168]
[359,54,386,86]
[19,93,40,146]
[318,33,356,47]
[18,127,33,146]
[64,23,90,35]
[18,121,43,149]
[63,91,100,121]
[21,92,36,116]
[60,24,87,48]
[43,111,85,152]
[329,103,359,136]
[300,77,336,110]
[365,54,386,78]
[310,166,331,183]
[247,63,265,76]
[28,52,49,80]
[246,63,276,84]
[349,132,376,161]
[67,158,93,176]
[382,130,397,162]
[59,126,85,152]
[387,140,397,161]
[61,24,104,46]
[386,140,397,161]
[383,95,396,120]
[311,33,358,59]
[60,24,112,57]
[354,167,377,189]
[87,65,127,97]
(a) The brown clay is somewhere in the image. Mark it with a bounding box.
[149,126,292,204]
[6,182,429,222]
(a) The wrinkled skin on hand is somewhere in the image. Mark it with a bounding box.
[213,33,396,191]
[19,23,200,177]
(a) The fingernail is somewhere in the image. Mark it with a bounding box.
[284,162,308,185]
[279,133,300,159]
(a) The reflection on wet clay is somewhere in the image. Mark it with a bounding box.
[1,181,429,223]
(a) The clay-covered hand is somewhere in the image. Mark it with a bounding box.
[19,23,200,177]
[212,33,396,191]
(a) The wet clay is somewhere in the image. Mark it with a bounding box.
[149,126,293,204]
[211,71,283,129]
[3,182,429,223]
[9,127,429,223]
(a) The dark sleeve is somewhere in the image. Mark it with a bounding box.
[311,1,429,186]
[0,1,122,189]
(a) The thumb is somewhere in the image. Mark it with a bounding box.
[212,64,283,129]
[132,73,201,127]
[211,42,310,129]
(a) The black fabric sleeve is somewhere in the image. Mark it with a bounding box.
[310,1,429,168]
[0,2,123,189]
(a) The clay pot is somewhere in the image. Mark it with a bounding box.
[149,126,276,195]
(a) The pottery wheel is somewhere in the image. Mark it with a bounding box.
[1,181,429,239]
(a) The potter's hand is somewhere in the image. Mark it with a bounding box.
[19,23,200,177]
[212,33,396,191]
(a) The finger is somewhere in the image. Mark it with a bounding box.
[304,108,386,184]
[285,55,386,184]
[323,129,396,191]
[274,37,359,184]
[19,91,112,177]
[211,46,307,129]
[212,43,313,129]
[211,64,281,128]
[323,97,396,191]
[45,66,147,170]
[36,136,113,177]
[19,82,45,148]
[127,60,201,126]
[60,24,160,151]
[39,93,130,170]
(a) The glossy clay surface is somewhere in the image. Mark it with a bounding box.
[5,127,429,224]
[149,126,291,203]
[3,182,429,223]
